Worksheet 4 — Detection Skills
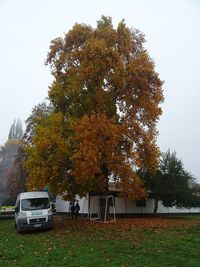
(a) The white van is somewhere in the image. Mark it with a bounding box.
[15,191,53,232]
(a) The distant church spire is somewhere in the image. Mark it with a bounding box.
[8,119,23,140]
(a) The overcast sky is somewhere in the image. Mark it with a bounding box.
[0,0,200,180]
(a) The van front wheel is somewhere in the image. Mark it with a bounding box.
[16,222,22,233]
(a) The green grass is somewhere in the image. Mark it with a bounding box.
[0,217,200,267]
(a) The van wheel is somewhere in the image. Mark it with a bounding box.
[17,223,22,233]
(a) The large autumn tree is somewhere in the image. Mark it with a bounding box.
[24,16,164,200]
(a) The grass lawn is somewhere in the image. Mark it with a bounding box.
[0,216,200,267]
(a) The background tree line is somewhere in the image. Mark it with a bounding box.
[0,119,25,205]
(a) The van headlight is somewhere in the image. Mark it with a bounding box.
[20,211,27,217]
[48,209,52,215]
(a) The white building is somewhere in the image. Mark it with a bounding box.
[56,194,200,216]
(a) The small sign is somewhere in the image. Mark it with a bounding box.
[34,224,42,228]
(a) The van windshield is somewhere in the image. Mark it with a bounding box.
[21,198,50,211]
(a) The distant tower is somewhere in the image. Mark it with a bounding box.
[8,119,23,140]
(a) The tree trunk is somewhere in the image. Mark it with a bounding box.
[99,197,109,221]
[153,199,159,213]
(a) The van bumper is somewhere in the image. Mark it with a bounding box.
[17,215,53,231]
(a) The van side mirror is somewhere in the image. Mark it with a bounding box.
[15,207,19,213]
[51,203,56,212]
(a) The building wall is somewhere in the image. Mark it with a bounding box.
[56,195,70,213]
[56,195,200,214]
[56,194,89,214]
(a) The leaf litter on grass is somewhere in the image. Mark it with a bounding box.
[1,217,200,267]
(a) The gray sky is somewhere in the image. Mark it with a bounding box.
[0,0,200,180]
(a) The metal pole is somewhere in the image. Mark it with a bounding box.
[104,197,108,222]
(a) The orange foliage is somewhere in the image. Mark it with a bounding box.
[24,113,73,196]
[25,16,164,200]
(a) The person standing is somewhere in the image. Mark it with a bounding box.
[75,202,80,218]
[70,203,75,219]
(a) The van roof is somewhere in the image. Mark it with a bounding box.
[18,191,49,199]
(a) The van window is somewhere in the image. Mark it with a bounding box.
[21,198,50,211]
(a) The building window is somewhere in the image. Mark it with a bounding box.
[136,199,146,207]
